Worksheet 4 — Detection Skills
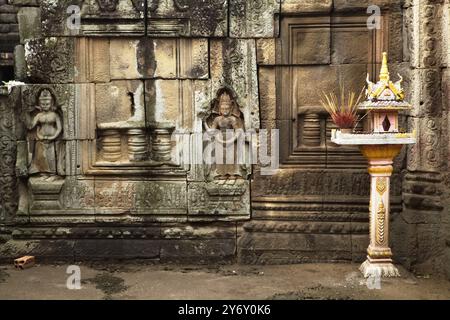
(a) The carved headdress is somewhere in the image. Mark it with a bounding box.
[211,87,242,119]
[36,88,57,111]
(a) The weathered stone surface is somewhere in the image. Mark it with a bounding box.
[188,180,250,220]
[21,84,77,140]
[415,224,446,269]
[106,38,208,80]
[407,117,442,172]
[13,44,26,81]
[179,38,209,79]
[281,0,332,13]
[351,234,369,262]
[95,80,145,127]
[238,231,353,264]
[144,79,179,126]
[291,65,366,111]
[388,9,404,63]
[17,7,41,43]
[0,240,74,262]
[210,39,260,130]
[9,0,39,6]
[230,0,279,38]
[258,67,276,121]
[256,38,276,65]
[160,239,236,263]
[25,37,75,84]
[161,224,236,239]
[61,177,95,213]
[252,169,370,198]
[74,239,159,260]
[0,0,448,275]
[410,69,443,118]
[0,88,19,222]
[403,172,443,214]
[109,39,145,80]
[40,0,144,36]
[148,0,228,37]
[445,244,450,280]
[331,29,369,64]
[95,180,187,215]
[75,38,110,83]
[333,0,391,12]
[288,21,330,64]
[40,0,82,36]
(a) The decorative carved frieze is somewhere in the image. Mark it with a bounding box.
[230,0,280,38]
[188,180,250,220]
[0,88,18,222]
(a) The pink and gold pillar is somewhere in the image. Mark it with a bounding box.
[359,144,402,277]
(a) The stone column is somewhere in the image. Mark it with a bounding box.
[151,128,174,163]
[100,129,122,162]
[303,113,321,147]
[127,128,147,161]
[360,144,403,278]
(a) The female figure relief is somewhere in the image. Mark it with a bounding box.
[204,88,245,180]
[26,89,63,181]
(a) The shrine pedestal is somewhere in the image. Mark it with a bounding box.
[359,144,402,278]
[332,130,415,278]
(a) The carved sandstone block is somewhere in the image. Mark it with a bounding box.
[75,38,110,83]
[160,239,236,263]
[187,180,250,220]
[147,0,227,37]
[230,0,279,38]
[94,180,187,215]
[74,240,159,260]
[40,0,145,36]
[61,176,95,214]
[331,28,369,64]
[21,84,78,141]
[281,0,332,13]
[411,69,443,118]
[333,0,391,12]
[145,80,187,127]
[17,6,41,43]
[407,117,442,172]
[280,17,331,65]
[95,80,145,127]
[258,67,276,121]
[256,38,276,65]
[25,37,75,84]
[107,38,208,80]
[210,39,260,130]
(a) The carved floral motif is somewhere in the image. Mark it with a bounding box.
[0,93,18,221]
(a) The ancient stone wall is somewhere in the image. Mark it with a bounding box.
[0,0,448,278]
[395,0,450,277]
[0,0,19,81]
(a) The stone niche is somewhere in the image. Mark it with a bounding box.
[12,33,258,223]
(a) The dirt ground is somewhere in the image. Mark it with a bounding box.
[0,262,449,300]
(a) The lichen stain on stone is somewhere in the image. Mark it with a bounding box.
[137,38,156,78]
[190,1,226,36]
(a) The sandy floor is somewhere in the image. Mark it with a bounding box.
[0,262,449,300]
